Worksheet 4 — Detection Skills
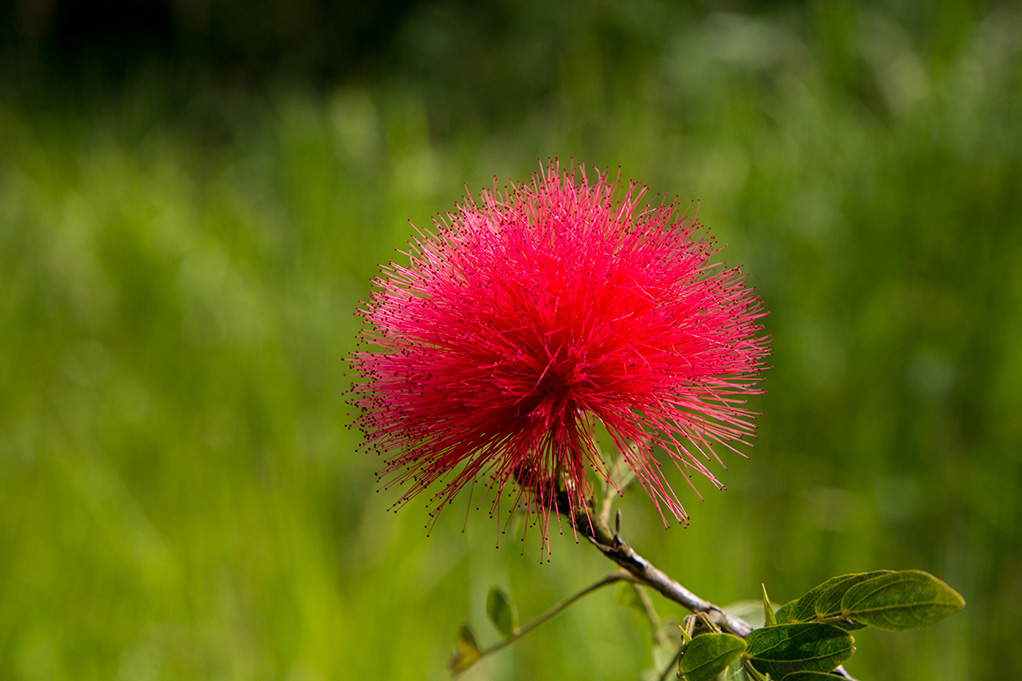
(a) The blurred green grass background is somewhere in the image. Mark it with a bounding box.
[2,1,1021,679]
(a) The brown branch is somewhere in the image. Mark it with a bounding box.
[560,498,859,681]
[566,504,754,636]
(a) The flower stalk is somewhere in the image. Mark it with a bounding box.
[560,487,754,637]
[456,572,635,673]
[556,486,861,680]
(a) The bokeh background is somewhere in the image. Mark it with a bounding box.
[2,1,1020,679]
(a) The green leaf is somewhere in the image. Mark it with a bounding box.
[762,584,777,627]
[741,660,771,681]
[813,571,894,620]
[486,586,519,639]
[783,673,845,680]
[724,655,747,680]
[821,618,866,632]
[781,577,849,623]
[746,622,854,678]
[774,599,798,625]
[840,569,965,631]
[678,633,746,681]
[449,623,481,673]
[782,571,893,624]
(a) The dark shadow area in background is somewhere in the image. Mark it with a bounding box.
[3,0,421,86]
[1,0,1002,128]
[2,0,917,88]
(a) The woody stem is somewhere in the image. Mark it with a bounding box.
[557,492,859,681]
[563,498,754,636]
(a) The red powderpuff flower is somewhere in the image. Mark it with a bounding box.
[351,161,770,546]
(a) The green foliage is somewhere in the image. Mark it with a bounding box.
[812,572,894,622]
[741,569,964,677]
[761,584,777,628]
[449,624,481,673]
[486,587,519,639]
[745,622,854,679]
[775,569,964,632]
[678,633,746,681]
[775,570,893,625]
[773,601,797,626]
[839,570,965,631]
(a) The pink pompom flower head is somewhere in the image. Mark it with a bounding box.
[351,161,770,549]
